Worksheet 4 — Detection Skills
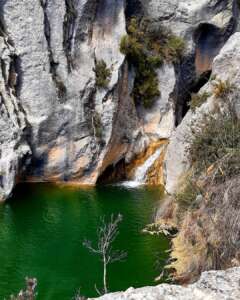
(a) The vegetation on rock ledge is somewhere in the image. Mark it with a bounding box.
[169,95,240,282]
[189,91,210,111]
[94,59,112,89]
[120,18,185,108]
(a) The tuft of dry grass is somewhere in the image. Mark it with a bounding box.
[166,98,240,283]
[212,79,233,99]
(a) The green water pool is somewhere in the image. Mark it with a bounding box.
[0,183,169,299]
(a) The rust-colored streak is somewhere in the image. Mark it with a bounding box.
[195,47,213,75]
[126,140,168,182]
[146,144,168,186]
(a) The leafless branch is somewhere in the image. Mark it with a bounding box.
[83,213,127,294]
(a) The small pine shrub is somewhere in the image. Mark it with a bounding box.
[133,70,160,108]
[164,35,185,63]
[189,92,210,111]
[94,60,111,89]
[120,18,185,108]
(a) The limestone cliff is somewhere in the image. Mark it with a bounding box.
[0,0,239,201]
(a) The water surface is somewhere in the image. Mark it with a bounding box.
[0,183,169,299]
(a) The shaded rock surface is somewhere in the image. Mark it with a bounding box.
[90,267,240,300]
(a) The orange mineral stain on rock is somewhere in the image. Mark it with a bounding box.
[48,146,66,166]
[195,47,213,76]
[144,114,161,134]
[126,139,168,181]
[146,143,168,186]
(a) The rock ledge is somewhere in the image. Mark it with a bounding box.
[91,267,240,300]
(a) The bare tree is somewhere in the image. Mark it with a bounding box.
[83,214,127,295]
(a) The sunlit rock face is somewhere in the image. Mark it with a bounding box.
[91,267,240,300]
[0,0,139,188]
[0,0,239,199]
[0,34,31,201]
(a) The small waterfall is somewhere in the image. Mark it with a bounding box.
[122,147,163,187]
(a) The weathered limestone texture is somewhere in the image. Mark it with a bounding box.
[91,267,240,300]
[0,34,30,201]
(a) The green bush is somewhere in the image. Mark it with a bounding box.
[176,179,202,210]
[120,18,185,108]
[189,92,210,111]
[188,108,240,182]
[93,60,111,89]
[164,35,185,63]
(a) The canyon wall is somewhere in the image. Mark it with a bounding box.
[0,0,239,200]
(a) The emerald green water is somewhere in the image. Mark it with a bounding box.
[0,183,169,299]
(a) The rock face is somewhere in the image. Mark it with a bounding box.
[1,0,139,185]
[142,0,237,124]
[0,34,30,201]
[0,0,239,200]
[164,32,240,193]
[0,0,141,200]
[90,267,240,300]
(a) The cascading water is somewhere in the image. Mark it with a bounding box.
[122,147,163,187]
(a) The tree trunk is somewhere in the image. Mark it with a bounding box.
[103,256,107,294]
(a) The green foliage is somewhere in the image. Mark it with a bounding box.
[120,18,185,108]
[189,92,210,111]
[188,108,240,182]
[133,70,160,108]
[175,179,202,210]
[164,35,185,63]
[94,60,111,89]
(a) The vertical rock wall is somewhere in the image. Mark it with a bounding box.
[0,0,239,200]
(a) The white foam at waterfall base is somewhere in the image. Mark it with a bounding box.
[121,147,163,188]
